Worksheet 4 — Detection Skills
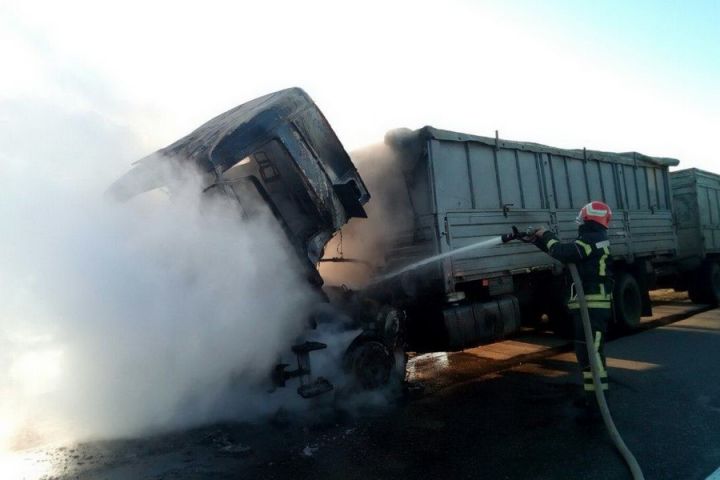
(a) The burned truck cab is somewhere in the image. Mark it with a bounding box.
[109,88,369,282]
[108,88,372,397]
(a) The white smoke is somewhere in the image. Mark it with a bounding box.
[0,99,323,449]
[319,142,414,288]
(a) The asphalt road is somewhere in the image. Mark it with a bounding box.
[8,304,720,480]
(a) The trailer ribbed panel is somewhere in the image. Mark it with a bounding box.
[384,127,677,292]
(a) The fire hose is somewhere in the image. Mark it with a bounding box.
[568,263,644,480]
[502,227,643,478]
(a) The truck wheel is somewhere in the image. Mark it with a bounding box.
[690,261,720,306]
[705,262,720,306]
[688,278,705,304]
[344,339,395,390]
[613,273,642,331]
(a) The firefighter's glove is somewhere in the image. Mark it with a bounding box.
[527,227,546,246]
[532,226,546,238]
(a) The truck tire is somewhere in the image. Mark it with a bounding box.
[343,338,396,390]
[688,278,705,304]
[705,262,720,306]
[689,261,720,306]
[613,272,642,331]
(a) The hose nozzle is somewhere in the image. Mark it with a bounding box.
[502,226,537,243]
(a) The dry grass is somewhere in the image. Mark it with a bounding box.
[649,289,689,303]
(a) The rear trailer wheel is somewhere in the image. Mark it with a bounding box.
[613,273,642,331]
[706,262,720,306]
[689,261,720,306]
[688,279,705,304]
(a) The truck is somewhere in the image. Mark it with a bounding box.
[371,126,680,349]
[668,168,720,303]
[108,88,720,397]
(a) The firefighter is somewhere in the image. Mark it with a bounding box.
[532,201,613,423]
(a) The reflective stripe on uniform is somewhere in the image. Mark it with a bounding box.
[593,331,605,378]
[568,301,612,309]
[582,292,612,301]
[584,383,609,391]
[599,246,610,276]
[546,238,559,250]
[578,329,609,393]
[568,284,611,309]
[575,240,592,256]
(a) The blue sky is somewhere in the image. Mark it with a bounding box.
[505,0,720,94]
[0,0,718,171]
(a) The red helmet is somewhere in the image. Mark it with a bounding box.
[576,201,612,228]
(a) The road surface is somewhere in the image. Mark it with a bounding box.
[6,299,720,480]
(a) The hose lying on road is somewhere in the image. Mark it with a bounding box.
[568,263,645,480]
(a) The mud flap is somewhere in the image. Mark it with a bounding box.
[272,341,334,399]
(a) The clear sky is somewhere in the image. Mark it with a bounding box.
[1,0,718,171]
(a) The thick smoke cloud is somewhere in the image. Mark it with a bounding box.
[0,100,324,450]
[319,142,414,288]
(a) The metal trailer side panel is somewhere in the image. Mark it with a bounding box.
[432,141,676,286]
[385,127,678,294]
[671,168,720,262]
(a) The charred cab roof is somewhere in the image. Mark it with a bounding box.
[156,88,324,172]
[109,88,369,218]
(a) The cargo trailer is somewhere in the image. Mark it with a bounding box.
[669,168,720,304]
[376,127,680,349]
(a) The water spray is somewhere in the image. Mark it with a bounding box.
[369,226,537,285]
[369,236,504,285]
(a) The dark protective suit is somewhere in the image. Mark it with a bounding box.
[533,221,612,402]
